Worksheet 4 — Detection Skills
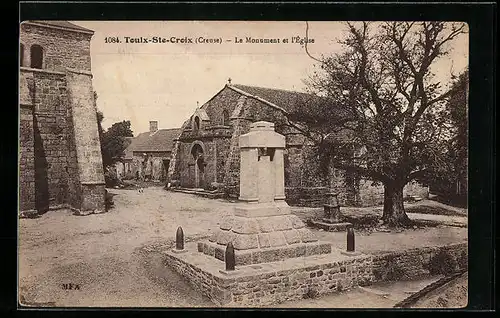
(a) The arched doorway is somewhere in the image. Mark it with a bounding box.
[191,143,205,189]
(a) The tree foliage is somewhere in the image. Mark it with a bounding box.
[420,70,468,201]
[95,92,134,169]
[287,22,467,226]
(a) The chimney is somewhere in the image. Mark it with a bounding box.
[149,121,158,134]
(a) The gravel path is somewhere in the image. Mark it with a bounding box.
[19,187,225,307]
[18,186,467,307]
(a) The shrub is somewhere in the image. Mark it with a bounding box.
[170,180,181,188]
[122,171,135,180]
[428,249,458,275]
[104,168,120,188]
[104,190,114,211]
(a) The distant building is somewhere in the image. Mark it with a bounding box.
[168,82,428,207]
[118,121,181,182]
[19,20,105,216]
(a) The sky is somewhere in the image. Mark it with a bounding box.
[72,21,469,135]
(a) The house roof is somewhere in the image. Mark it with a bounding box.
[228,84,326,114]
[24,21,94,33]
[124,128,181,159]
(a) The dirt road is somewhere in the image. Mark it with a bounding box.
[18,187,231,307]
[18,186,467,307]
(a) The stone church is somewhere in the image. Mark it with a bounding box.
[19,21,105,217]
[168,81,429,207]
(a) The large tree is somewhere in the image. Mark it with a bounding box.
[287,22,467,226]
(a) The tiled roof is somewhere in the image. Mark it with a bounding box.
[230,84,327,114]
[124,128,181,158]
[230,83,352,121]
[25,21,94,33]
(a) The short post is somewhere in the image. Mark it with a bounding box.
[347,226,355,252]
[176,226,184,250]
[225,242,235,271]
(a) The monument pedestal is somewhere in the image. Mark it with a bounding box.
[198,201,331,266]
[164,122,350,307]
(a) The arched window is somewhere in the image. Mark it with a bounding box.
[30,44,43,69]
[222,110,229,126]
[20,43,25,67]
[194,116,200,131]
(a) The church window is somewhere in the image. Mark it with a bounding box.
[194,116,200,131]
[222,110,229,126]
[30,44,43,69]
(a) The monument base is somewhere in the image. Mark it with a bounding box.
[164,242,374,307]
[310,220,353,232]
[171,248,188,254]
[198,240,332,266]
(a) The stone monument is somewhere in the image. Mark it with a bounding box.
[164,121,371,306]
[310,192,352,231]
[197,121,331,265]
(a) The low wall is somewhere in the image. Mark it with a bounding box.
[372,242,468,282]
[164,247,374,307]
[285,187,328,207]
[358,180,430,207]
[164,241,467,307]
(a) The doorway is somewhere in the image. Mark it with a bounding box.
[191,143,205,189]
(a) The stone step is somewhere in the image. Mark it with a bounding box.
[170,187,225,199]
[309,220,353,232]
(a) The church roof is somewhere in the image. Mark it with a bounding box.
[23,21,94,33]
[228,84,327,114]
[124,128,181,159]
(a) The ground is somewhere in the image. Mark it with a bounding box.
[18,186,467,308]
[409,271,468,308]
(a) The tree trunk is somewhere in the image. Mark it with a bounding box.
[382,182,411,226]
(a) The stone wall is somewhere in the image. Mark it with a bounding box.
[19,22,105,215]
[66,70,105,212]
[20,22,92,72]
[131,151,170,181]
[20,68,81,212]
[285,187,328,207]
[79,183,106,214]
[165,250,373,306]
[358,179,430,207]
[172,85,428,207]
[164,241,467,307]
[19,106,36,214]
[372,242,468,282]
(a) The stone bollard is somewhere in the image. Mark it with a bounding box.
[347,226,355,252]
[176,226,184,250]
[225,242,235,271]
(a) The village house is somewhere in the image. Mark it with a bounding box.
[19,21,105,216]
[117,121,181,182]
[167,81,429,207]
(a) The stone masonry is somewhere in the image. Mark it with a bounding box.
[170,82,429,207]
[19,21,105,216]
[164,123,465,306]
[198,121,332,265]
[165,241,467,307]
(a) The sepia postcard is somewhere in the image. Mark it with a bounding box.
[18,19,470,309]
